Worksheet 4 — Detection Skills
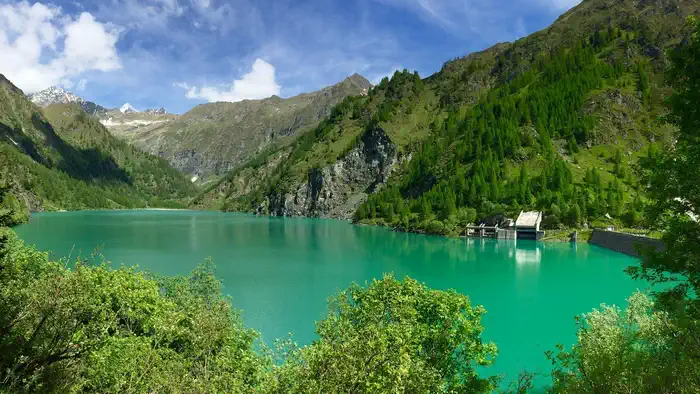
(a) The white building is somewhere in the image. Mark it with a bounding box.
[515,211,544,240]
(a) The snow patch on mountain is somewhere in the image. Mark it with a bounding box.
[100,118,168,127]
[29,86,84,107]
[120,103,138,113]
[28,86,108,116]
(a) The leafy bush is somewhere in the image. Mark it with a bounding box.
[0,232,266,393]
[263,275,497,393]
[548,293,700,393]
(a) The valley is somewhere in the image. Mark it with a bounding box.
[2,0,700,392]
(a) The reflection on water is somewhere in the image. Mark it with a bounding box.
[514,240,542,267]
[15,211,642,388]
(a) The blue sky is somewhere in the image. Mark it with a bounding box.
[0,0,580,113]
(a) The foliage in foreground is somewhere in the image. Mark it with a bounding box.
[549,292,700,393]
[264,275,498,393]
[632,15,700,350]
[0,231,266,393]
[0,230,498,393]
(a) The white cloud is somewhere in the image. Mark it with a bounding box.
[0,1,121,93]
[96,0,183,32]
[177,58,281,102]
[77,79,88,91]
[373,0,460,30]
[62,13,121,72]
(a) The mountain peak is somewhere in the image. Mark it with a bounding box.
[337,73,371,96]
[29,86,84,108]
[342,73,371,88]
[145,107,167,115]
[120,103,138,114]
[0,74,23,95]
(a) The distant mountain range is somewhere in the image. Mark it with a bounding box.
[127,73,372,182]
[28,86,110,117]
[25,76,371,183]
[28,87,168,117]
[10,0,694,235]
[119,103,138,114]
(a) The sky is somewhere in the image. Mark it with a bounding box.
[0,0,581,114]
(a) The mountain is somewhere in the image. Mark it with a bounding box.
[192,0,698,234]
[28,86,108,116]
[0,74,196,216]
[97,108,179,159]
[120,103,138,113]
[146,107,167,115]
[100,74,372,183]
[28,86,83,107]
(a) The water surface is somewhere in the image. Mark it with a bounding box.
[16,210,646,384]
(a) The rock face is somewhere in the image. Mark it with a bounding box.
[262,127,397,219]
[169,149,233,178]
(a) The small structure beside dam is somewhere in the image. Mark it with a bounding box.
[589,229,665,257]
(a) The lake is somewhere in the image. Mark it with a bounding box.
[15,210,646,386]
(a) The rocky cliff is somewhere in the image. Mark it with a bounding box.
[260,127,398,219]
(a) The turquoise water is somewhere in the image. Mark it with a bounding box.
[15,210,646,385]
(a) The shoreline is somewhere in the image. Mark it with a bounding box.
[22,208,661,251]
[33,207,191,214]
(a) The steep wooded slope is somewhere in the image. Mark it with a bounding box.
[0,75,196,215]
[196,0,696,234]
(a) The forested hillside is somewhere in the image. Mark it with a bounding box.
[195,0,696,236]
[0,75,196,218]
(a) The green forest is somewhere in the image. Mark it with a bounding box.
[355,35,651,235]
[192,0,691,240]
[367,37,659,233]
[1,15,700,393]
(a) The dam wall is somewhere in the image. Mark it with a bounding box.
[589,230,664,258]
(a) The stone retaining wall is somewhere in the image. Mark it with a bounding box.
[589,230,664,257]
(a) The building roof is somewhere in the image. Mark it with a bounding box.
[515,211,542,228]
